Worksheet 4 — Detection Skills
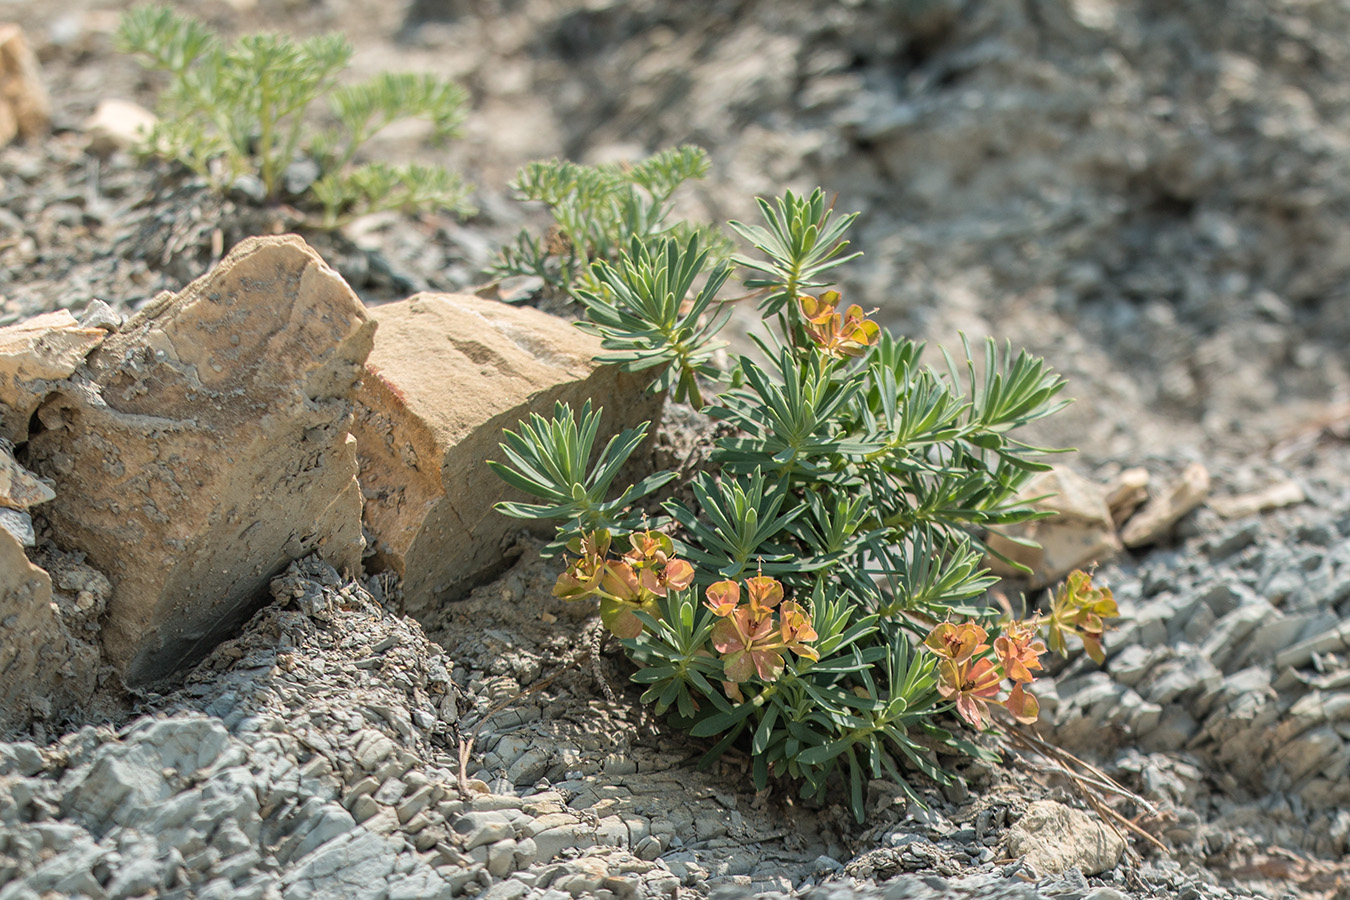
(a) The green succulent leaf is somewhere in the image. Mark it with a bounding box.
[729,187,861,318]
[576,236,733,408]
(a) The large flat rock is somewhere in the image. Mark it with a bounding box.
[26,235,375,685]
[352,293,662,620]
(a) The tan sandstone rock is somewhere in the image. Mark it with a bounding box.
[0,529,98,730]
[0,24,50,145]
[1005,800,1126,875]
[26,235,375,685]
[986,465,1121,587]
[1,442,54,509]
[1105,466,1150,526]
[1208,475,1304,520]
[0,310,109,442]
[83,98,158,155]
[1120,461,1211,548]
[352,293,662,620]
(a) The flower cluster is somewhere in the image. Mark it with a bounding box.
[1045,569,1118,663]
[800,290,880,359]
[705,574,818,687]
[925,621,1043,730]
[923,569,1114,731]
[554,529,694,638]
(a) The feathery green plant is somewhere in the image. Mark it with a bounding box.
[117,6,473,228]
[489,146,731,298]
[493,186,1114,821]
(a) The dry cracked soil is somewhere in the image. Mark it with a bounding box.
[2,2,1350,900]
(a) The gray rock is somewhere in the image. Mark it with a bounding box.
[1232,611,1323,669]
[0,506,34,547]
[279,830,401,900]
[78,298,123,332]
[1205,523,1259,559]
[531,821,597,862]
[387,870,455,900]
[1139,652,1221,705]
[0,742,44,777]
[507,747,552,785]
[451,810,515,850]
[1106,645,1162,688]
[1084,889,1129,900]
[227,174,266,204]
[1276,620,1350,670]
[633,834,661,861]
[481,880,529,900]
[1141,708,1199,752]
[486,838,516,878]
[512,835,537,868]
[287,804,357,861]
[283,158,321,199]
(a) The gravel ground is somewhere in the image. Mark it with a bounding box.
[3,1,1350,899]
[6,459,1349,900]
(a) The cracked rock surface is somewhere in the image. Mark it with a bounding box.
[24,235,375,686]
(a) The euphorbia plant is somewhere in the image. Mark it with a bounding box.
[493,185,1115,820]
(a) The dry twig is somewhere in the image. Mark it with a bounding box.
[1002,727,1171,857]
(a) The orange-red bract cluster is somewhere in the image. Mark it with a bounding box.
[922,570,1115,731]
[704,574,818,688]
[799,291,880,359]
[554,529,695,638]
[924,620,1045,730]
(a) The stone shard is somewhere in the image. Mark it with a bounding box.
[0,310,108,443]
[1105,466,1149,527]
[0,528,97,730]
[1005,800,1126,876]
[0,506,34,546]
[1120,462,1211,548]
[26,235,375,686]
[986,466,1122,587]
[0,441,54,508]
[0,24,50,145]
[83,98,157,156]
[351,293,661,620]
[1208,476,1305,520]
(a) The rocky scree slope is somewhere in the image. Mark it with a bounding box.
[2,438,1349,900]
[400,0,1350,464]
[2,1,1350,897]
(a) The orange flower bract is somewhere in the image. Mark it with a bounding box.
[800,290,880,359]
[924,622,990,665]
[937,657,1003,731]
